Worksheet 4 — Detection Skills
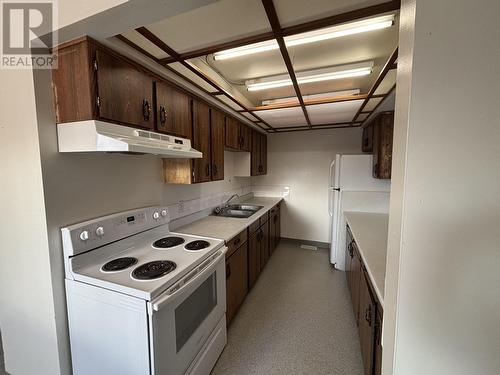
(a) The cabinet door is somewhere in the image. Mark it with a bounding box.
[96,49,154,129]
[225,117,240,150]
[251,130,261,176]
[359,272,376,375]
[374,310,383,375]
[269,212,277,255]
[276,208,281,247]
[239,124,252,151]
[248,231,261,289]
[210,109,225,181]
[226,243,248,325]
[260,133,267,175]
[155,81,192,139]
[259,222,270,270]
[372,112,394,179]
[192,100,211,183]
[362,124,374,153]
[350,245,362,324]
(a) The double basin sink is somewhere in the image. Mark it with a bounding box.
[211,204,264,219]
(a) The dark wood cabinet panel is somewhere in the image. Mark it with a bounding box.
[372,112,394,179]
[52,39,96,123]
[259,221,270,270]
[96,50,154,129]
[251,130,261,176]
[350,244,362,324]
[248,230,261,289]
[192,100,211,184]
[226,243,248,325]
[210,109,225,181]
[269,204,281,255]
[239,124,252,152]
[359,272,376,375]
[260,133,267,175]
[362,124,374,153]
[225,117,240,150]
[155,81,192,139]
[374,310,383,375]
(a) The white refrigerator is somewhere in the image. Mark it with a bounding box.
[328,154,391,269]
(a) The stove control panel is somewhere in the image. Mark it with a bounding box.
[62,206,170,257]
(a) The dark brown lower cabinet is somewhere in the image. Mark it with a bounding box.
[346,225,384,375]
[248,229,261,289]
[259,221,270,270]
[269,204,281,255]
[359,272,376,375]
[225,242,248,325]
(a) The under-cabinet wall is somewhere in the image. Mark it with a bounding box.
[252,128,362,243]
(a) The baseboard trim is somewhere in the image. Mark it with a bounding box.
[281,237,330,249]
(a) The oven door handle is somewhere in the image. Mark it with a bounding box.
[151,247,227,312]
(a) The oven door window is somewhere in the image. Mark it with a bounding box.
[175,272,217,352]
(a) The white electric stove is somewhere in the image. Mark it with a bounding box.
[62,206,228,375]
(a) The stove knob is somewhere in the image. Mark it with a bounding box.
[79,230,89,241]
[95,226,104,236]
[152,211,160,220]
[161,209,168,217]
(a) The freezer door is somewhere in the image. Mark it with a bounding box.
[329,154,341,188]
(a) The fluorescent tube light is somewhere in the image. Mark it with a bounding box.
[245,62,373,92]
[261,89,361,106]
[213,15,394,60]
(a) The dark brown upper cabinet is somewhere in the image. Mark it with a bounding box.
[210,109,225,181]
[191,100,211,183]
[251,130,267,176]
[52,37,155,130]
[239,124,252,152]
[155,81,192,139]
[372,111,394,179]
[225,117,240,150]
[163,100,226,184]
[362,123,374,153]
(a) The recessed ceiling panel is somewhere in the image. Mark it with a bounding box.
[274,0,391,27]
[120,30,170,59]
[168,62,217,92]
[242,112,260,122]
[216,95,245,111]
[145,0,271,53]
[357,112,370,122]
[253,107,307,128]
[307,99,363,125]
[374,68,397,95]
[364,97,383,111]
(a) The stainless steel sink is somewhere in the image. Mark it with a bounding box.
[211,204,263,218]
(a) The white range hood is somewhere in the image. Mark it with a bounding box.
[57,120,202,158]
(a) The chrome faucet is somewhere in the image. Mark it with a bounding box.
[214,194,239,215]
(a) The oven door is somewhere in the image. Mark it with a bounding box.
[148,248,227,375]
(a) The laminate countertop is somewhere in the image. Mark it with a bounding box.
[175,197,283,242]
[344,211,389,307]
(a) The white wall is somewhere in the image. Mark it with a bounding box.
[383,0,500,374]
[252,128,362,243]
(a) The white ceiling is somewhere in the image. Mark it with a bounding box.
[119,0,399,130]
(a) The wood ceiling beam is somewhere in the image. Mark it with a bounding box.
[262,0,312,128]
[351,47,398,124]
[158,0,400,63]
[135,27,276,131]
[251,94,368,111]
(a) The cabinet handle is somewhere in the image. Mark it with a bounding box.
[258,165,263,173]
[142,99,151,121]
[206,164,210,177]
[233,237,241,246]
[213,164,218,176]
[365,304,373,327]
[159,105,167,125]
[226,264,231,279]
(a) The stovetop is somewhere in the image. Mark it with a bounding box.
[68,225,224,301]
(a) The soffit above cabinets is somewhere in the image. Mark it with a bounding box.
[115,0,399,133]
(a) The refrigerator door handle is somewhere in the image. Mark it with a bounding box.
[329,159,336,186]
[328,188,332,216]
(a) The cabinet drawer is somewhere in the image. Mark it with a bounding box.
[269,203,280,216]
[260,212,269,226]
[226,229,248,258]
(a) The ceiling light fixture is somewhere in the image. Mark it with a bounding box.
[261,89,361,106]
[245,62,373,92]
[213,14,395,60]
